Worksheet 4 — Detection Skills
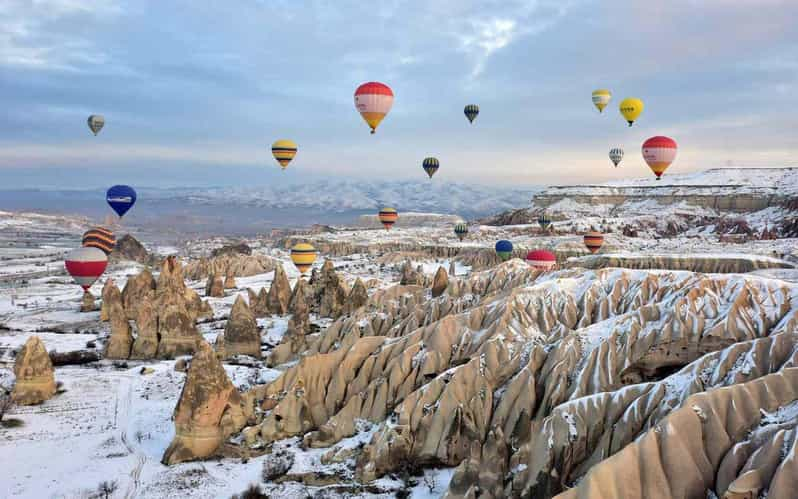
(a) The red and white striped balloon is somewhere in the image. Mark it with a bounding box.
[526,250,557,271]
[65,247,108,291]
[641,136,677,180]
[354,82,394,134]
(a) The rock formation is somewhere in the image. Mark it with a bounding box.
[183,254,276,281]
[12,336,56,405]
[289,278,311,315]
[156,302,203,359]
[205,273,224,298]
[343,278,368,315]
[267,265,291,315]
[162,341,248,465]
[105,297,133,359]
[399,260,424,286]
[449,260,456,276]
[246,287,269,317]
[211,242,252,258]
[573,253,793,273]
[223,272,237,289]
[315,260,349,319]
[431,266,448,298]
[100,278,121,322]
[223,296,261,358]
[80,290,96,312]
[110,234,150,264]
[130,296,158,359]
[121,268,156,320]
[268,280,311,366]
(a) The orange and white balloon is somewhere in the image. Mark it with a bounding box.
[354,82,393,134]
[642,136,677,180]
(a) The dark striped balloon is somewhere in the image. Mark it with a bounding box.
[583,231,604,254]
[454,222,468,241]
[422,157,439,179]
[538,212,552,231]
[464,104,479,124]
[82,227,116,255]
[378,207,398,230]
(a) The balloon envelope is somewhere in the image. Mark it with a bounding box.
[538,212,552,231]
[454,222,468,241]
[526,250,557,271]
[464,104,479,123]
[378,208,398,230]
[354,82,393,134]
[65,246,108,291]
[592,89,611,113]
[422,157,439,179]
[495,240,513,261]
[290,243,317,274]
[271,139,297,169]
[619,98,644,126]
[87,115,105,135]
[584,231,604,254]
[106,185,137,217]
[82,227,116,255]
[642,136,677,180]
[609,148,624,167]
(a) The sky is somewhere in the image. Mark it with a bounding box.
[1,0,797,189]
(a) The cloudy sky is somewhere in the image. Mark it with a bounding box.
[1,0,797,188]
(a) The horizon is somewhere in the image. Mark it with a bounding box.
[2,1,797,189]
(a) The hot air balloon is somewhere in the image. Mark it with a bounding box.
[271,139,297,170]
[526,250,557,271]
[106,185,137,218]
[87,115,105,135]
[495,240,513,261]
[642,136,677,180]
[464,104,479,124]
[290,243,317,275]
[422,157,440,179]
[81,227,116,255]
[65,247,108,291]
[619,98,643,126]
[454,223,468,241]
[378,208,398,230]
[592,90,611,113]
[609,148,624,167]
[354,82,393,134]
[538,212,552,232]
[584,231,604,254]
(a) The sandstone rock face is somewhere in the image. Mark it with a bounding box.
[343,278,368,315]
[121,268,156,320]
[162,341,247,465]
[399,260,425,286]
[183,254,276,281]
[80,290,96,312]
[110,234,150,264]
[130,296,158,359]
[314,260,349,319]
[269,280,311,366]
[211,242,252,258]
[223,273,237,289]
[267,265,291,315]
[223,296,260,358]
[205,274,224,298]
[105,300,133,359]
[100,279,121,322]
[573,253,793,273]
[431,266,448,298]
[12,336,56,405]
[247,287,269,318]
[289,278,312,315]
[156,303,202,359]
[213,261,798,497]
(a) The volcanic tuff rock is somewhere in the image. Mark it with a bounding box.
[213,261,798,498]
[572,253,794,273]
[162,341,248,465]
[130,296,158,359]
[267,265,291,315]
[268,280,311,366]
[246,287,269,317]
[431,266,448,298]
[100,278,121,322]
[80,290,96,312]
[343,278,368,315]
[183,254,276,281]
[223,296,261,358]
[205,274,224,298]
[121,268,156,320]
[223,272,237,289]
[105,298,133,359]
[110,234,150,264]
[289,278,312,315]
[12,335,56,405]
[211,242,252,258]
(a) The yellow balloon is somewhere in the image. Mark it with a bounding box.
[271,139,297,170]
[591,89,611,113]
[619,97,644,127]
[290,243,317,274]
